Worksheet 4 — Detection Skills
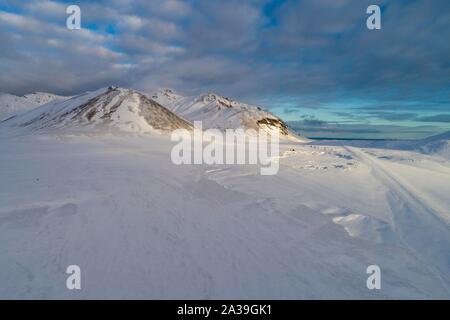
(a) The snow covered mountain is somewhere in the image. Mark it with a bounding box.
[151,88,302,140]
[0,92,67,119]
[0,87,193,134]
[382,130,450,159]
[1,87,306,140]
[23,92,68,106]
[315,130,450,161]
[415,130,450,159]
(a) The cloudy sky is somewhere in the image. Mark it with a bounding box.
[0,0,449,138]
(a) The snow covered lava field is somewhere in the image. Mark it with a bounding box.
[0,132,449,299]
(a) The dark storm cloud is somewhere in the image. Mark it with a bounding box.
[0,0,449,120]
[262,0,450,102]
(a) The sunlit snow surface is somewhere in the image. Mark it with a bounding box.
[0,131,449,299]
[0,92,68,120]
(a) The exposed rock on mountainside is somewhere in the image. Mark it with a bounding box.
[152,88,303,140]
[1,87,193,134]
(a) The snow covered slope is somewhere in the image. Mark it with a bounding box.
[23,92,68,106]
[379,130,450,159]
[415,130,450,159]
[1,87,306,140]
[0,92,67,120]
[0,87,193,135]
[315,131,450,160]
[0,134,449,299]
[151,88,304,140]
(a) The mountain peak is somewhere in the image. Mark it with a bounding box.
[1,87,192,134]
[195,93,235,108]
[151,88,301,140]
[0,91,68,120]
[1,86,304,140]
[22,92,68,106]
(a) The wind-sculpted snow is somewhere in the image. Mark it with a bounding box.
[0,133,449,299]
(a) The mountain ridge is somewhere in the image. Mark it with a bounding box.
[0,86,307,140]
[0,87,192,134]
[151,88,303,140]
[0,92,67,120]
